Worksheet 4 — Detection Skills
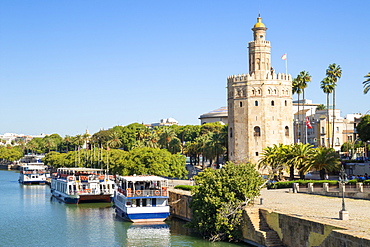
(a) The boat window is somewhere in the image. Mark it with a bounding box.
[136,199,140,207]
[142,199,147,207]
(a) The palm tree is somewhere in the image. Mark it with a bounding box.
[326,63,342,148]
[297,71,312,143]
[316,104,326,110]
[107,131,122,149]
[362,72,370,94]
[157,126,177,150]
[320,77,335,147]
[259,144,288,181]
[310,147,340,179]
[290,143,314,179]
[292,77,303,142]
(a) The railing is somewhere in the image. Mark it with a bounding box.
[68,189,113,195]
[118,188,168,197]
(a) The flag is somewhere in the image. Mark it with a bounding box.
[306,117,313,129]
[281,54,287,60]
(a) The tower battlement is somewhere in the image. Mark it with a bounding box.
[227,72,291,83]
[248,40,270,45]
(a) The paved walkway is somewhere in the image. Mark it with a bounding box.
[254,188,370,238]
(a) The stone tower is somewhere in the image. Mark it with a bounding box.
[227,16,293,164]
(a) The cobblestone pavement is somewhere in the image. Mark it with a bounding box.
[254,188,370,238]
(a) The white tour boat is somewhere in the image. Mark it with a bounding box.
[51,168,115,204]
[114,175,170,223]
[19,163,47,185]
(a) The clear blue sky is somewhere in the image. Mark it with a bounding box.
[1,1,369,137]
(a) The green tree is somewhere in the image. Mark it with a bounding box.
[316,104,326,110]
[157,126,177,150]
[320,76,335,147]
[290,143,314,179]
[357,115,370,142]
[310,147,340,179]
[293,71,312,143]
[259,144,290,181]
[188,162,264,242]
[362,72,370,94]
[326,63,342,148]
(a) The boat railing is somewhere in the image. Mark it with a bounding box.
[117,187,168,197]
[58,175,114,182]
[68,189,113,195]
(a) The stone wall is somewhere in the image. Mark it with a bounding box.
[168,189,192,221]
[255,208,370,247]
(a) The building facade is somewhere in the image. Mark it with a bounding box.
[227,16,293,164]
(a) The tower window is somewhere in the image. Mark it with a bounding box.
[254,126,261,137]
[285,100,287,106]
[230,128,233,138]
[255,101,258,106]
[255,152,259,156]
[285,126,289,136]
[271,100,275,106]
[240,102,243,107]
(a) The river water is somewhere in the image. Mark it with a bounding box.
[0,170,250,247]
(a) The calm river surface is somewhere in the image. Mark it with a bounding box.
[0,170,251,247]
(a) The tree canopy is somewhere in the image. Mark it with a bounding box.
[357,115,370,142]
[188,162,263,242]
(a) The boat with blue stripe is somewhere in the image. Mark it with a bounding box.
[114,175,170,223]
[18,163,47,185]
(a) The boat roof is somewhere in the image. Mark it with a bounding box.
[118,175,167,182]
[57,167,105,172]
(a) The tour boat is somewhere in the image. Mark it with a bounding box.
[114,175,170,223]
[19,163,47,185]
[50,168,115,204]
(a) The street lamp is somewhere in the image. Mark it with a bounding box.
[338,165,349,220]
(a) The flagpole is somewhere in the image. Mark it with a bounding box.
[285,53,288,75]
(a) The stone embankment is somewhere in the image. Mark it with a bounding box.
[168,186,370,246]
[246,188,370,246]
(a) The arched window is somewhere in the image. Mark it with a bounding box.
[240,102,243,107]
[285,126,289,136]
[252,89,255,95]
[257,89,261,94]
[271,100,275,106]
[268,89,271,95]
[254,126,261,137]
[255,100,258,106]
[274,89,277,94]
[285,100,287,106]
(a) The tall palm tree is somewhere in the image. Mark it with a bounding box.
[362,72,370,94]
[292,77,303,143]
[326,63,342,148]
[297,71,312,143]
[320,77,335,147]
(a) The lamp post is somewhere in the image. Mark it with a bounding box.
[338,165,349,220]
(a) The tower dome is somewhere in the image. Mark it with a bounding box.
[253,16,265,28]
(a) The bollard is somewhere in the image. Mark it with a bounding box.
[260,198,263,205]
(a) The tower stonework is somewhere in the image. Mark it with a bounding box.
[227,16,293,164]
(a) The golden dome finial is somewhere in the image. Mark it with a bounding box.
[254,15,265,28]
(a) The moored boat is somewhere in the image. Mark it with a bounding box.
[19,163,47,185]
[114,175,170,223]
[51,168,115,204]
